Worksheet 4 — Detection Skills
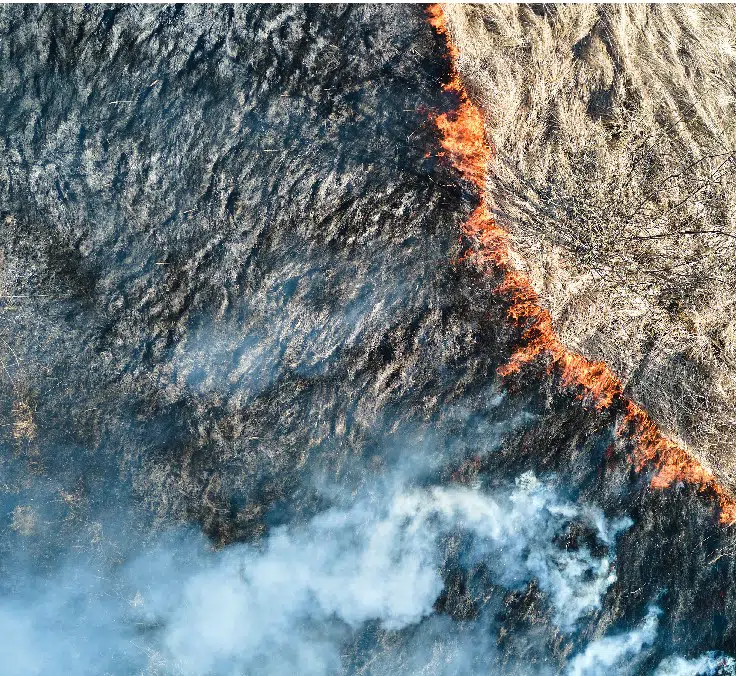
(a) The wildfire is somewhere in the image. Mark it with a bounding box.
[427,4,736,524]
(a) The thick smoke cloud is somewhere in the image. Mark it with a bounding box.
[0,470,632,675]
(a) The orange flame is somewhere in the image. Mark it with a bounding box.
[427,3,736,524]
[428,4,489,192]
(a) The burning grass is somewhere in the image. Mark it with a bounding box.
[428,3,736,524]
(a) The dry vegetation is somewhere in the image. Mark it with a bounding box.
[12,398,37,442]
[444,4,736,485]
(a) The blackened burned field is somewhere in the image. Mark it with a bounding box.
[0,4,734,675]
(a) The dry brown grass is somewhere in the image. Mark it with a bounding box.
[12,398,37,442]
[10,505,36,535]
[444,3,736,485]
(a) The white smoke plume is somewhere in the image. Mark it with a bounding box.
[567,608,735,676]
[0,472,630,675]
[147,474,629,674]
[567,605,661,676]
[654,653,736,676]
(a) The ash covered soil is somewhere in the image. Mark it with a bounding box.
[0,4,735,675]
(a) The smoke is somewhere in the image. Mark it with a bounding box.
[566,608,735,676]
[0,469,631,675]
[172,268,414,401]
[567,605,661,676]
[653,654,736,676]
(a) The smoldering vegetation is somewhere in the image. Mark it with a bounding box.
[443,3,736,485]
[0,4,736,674]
